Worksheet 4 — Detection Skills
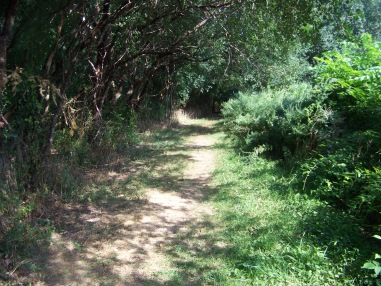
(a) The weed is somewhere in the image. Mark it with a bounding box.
[207,146,379,285]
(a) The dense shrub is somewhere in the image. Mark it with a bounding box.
[221,83,328,157]
[301,34,381,225]
[222,35,381,227]
[300,131,381,222]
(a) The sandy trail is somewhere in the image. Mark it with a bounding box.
[31,120,219,285]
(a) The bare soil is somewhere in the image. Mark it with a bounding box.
[22,119,220,285]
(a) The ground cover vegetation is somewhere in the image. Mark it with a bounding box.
[220,4,381,284]
[209,148,370,285]
[1,0,381,284]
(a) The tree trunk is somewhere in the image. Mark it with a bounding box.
[0,0,18,191]
[0,0,18,93]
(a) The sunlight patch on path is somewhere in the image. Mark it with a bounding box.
[34,120,220,285]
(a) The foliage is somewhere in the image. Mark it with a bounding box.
[209,146,378,285]
[265,45,312,89]
[220,33,381,283]
[315,33,381,130]
[222,83,328,157]
[362,235,381,280]
[1,69,61,192]
[102,108,140,149]
[0,189,54,261]
[299,34,381,224]
[316,34,381,98]
[300,131,381,220]
[362,0,381,40]
[1,0,378,278]
[221,33,381,226]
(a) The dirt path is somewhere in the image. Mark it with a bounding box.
[30,119,220,285]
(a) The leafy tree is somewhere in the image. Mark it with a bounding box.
[362,0,381,40]
[315,33,381,130]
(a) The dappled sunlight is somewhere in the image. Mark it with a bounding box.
[26,118,225,285]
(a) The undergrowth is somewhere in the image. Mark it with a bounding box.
[208,143,379,285]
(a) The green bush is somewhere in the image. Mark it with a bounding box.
[221,33,381,231]
[104,108,140,148]
[300,131,381,221]
[315,33,381,132]
[300,34,381,226]
[362,235,381,282]
[0,189,54,261]
[221,83,328,157]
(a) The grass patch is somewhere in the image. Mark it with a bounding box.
[205,144,379,285]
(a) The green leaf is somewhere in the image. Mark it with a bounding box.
[375,265,381,276]
[363,262,377,270]
[373,235,381,240]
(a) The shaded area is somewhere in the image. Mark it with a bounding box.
[9,118,226,285]
[34,188,215,285]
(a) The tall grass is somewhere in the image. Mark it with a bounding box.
[207,143,378,285]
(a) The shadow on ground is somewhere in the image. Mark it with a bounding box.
[10,118,227,286]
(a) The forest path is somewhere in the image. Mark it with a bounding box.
[33,118,222,285]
